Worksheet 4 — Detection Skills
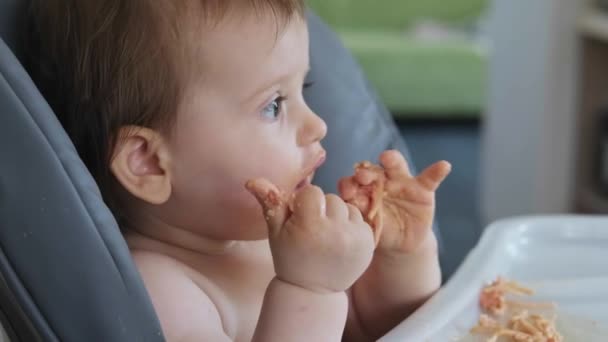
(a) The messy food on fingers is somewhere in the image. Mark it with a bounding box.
[353,161,386,245]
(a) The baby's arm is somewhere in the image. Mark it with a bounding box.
[247,179,375,342]
[253,278,347,341]
[340,151,451,340]
[133,250,348,342]
[345,236,441,341]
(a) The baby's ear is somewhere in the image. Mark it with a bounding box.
[110,126,172,205]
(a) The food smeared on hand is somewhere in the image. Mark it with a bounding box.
[471,277,562,342]
[341,152,451,252]
[262,188,283,219]
[353,161,386,245]
[245,179,291,225]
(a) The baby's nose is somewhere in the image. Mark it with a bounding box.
[298,109,327,146]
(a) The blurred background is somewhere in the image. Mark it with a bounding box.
[309,0,605,279]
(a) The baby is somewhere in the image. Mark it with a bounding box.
[26,0,451,341]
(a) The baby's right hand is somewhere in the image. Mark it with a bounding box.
[246,179,375,294]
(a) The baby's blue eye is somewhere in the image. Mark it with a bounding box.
[261,96,285,121]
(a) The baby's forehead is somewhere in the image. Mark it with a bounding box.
[169,1,307,81]
[178,6,309,94]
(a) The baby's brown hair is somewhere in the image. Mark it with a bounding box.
[25,0,304,221]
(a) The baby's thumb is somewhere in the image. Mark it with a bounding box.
[245,178,289,236]
[417,160,452,192]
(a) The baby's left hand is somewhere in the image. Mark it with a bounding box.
[338,150,451,255]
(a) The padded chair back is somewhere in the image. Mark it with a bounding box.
[0,1,164,341]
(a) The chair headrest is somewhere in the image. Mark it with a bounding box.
[0,2,165,339]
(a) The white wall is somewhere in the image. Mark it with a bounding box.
[481,0,582,224]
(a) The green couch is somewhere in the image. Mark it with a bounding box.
[308,0,489,118]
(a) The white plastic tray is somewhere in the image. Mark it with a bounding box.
[380,215,608,341]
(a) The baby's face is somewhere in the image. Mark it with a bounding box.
[162,13,327,240]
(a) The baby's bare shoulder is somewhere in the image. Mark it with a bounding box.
[130,250,232,341]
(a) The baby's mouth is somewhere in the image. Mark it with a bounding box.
[294,152,326,191]
[295,173,314,191]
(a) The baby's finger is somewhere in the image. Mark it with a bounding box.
[371,213,383,246]
[354,168,381,186]
[416,160,452,191]
[350,193,370,213]
[325,194,348,219]
[346,203,364,222]
[338,177,358,201]
[245,178,288,236]
[292,185,326,219]
[380,150,411,179]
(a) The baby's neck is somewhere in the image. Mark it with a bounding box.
[124,216,239,257]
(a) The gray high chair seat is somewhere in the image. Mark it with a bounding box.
[0,0,440,340]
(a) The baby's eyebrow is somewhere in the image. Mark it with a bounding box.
[242,77,286,106]
[242,66,311,105]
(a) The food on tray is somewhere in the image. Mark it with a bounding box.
[471,277,562,342]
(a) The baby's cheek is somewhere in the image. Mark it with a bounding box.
[207,183,269,236]
[224,179,269,215]
[247,167,296,192]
